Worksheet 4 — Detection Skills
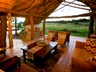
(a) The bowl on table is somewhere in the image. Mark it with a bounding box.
[37,40,46,47]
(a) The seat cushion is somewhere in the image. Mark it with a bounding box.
[71,57,96,72]
[72,48,93,60]
[72,57,96,69]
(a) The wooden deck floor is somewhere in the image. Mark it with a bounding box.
[5,36,86,72]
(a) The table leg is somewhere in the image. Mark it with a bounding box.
[23,50,26,62]
[54,45,58,53]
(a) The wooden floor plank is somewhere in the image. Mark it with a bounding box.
[51,36,86,72]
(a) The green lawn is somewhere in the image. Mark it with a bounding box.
[38,22,89,37]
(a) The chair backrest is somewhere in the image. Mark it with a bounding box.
[66,31,71,42]
[46,30,57,41]
[57,31,67,45]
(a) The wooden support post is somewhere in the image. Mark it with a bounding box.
[15,17,17,35]
[0,15,7,48]
[7,12,13,48]
[30,16,34,40]
[43,19,46,40]
[94,16,96,34]
[43,19,46,35]
[88,16,94,37]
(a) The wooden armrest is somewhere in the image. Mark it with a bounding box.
[75,41,86,49]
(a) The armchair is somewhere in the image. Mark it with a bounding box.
[55,31,67,47]
[46,30,57,41]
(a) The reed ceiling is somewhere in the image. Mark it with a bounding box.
[0,0,96,24]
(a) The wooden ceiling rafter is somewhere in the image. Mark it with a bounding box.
[13,0,34,11]
[11,11,44,18]
[0,7,10,13]
[43,0,46,17]
[0,2,12,6]
[24,0,34,13]
[1,9,35,17]
[77,0,96,11]
[61,4,90,10]
[48,12,96,19]
[54,0,76,12]
[40,0,56,16]
[65,1,87,7]
[34,0,59,16]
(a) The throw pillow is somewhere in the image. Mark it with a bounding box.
[84,38,96,55]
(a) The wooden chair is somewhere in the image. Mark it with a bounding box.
[46,30,57,41]
[56,31,67,47]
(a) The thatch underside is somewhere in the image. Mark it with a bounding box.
[0,0,63,24]
[0,0,96,24]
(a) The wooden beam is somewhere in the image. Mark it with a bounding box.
[54,0,76,12]
[7,12,13,48]
[24,0,34,13]
[47,12,96,18]
[15,17,17,35]
[11,11,44,18]
[65,1,88,7]
[61,4,90,10]
[0,7,10,13]
[0,2,13,6]
[30,16,34,40]
[40,0,62,16]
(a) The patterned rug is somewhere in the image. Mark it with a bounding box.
[23,47,66,72]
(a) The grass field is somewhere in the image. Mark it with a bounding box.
[38,22,89,37]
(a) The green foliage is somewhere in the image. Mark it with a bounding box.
[38,21,89,37]
[18,23,22,28]
[18,22,24,28]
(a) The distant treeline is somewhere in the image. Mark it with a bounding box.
[46,19,89,24]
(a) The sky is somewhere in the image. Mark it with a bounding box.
[17,0,90,22]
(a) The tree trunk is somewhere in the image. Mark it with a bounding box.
[0,15,7,48]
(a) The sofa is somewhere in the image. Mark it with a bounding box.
[71,40,96,72]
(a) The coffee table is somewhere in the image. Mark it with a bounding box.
[21,41,58,63]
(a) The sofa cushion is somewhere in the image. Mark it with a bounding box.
[84,38,96,55]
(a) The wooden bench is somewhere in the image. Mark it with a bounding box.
[0,56,21,72]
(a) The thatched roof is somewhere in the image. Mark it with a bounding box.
[0,0,96,24]
[0,0,63,24]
